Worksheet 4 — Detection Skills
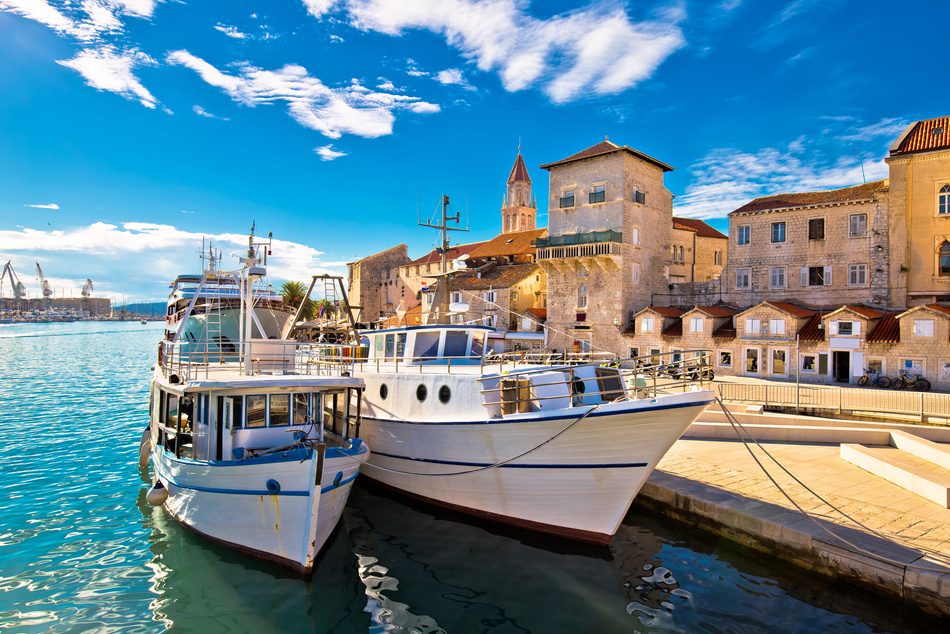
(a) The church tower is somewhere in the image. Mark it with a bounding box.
[501,147,537,233]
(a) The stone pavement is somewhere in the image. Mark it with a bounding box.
[637,437,950,619]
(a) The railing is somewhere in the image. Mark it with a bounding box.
[589,190,605,204]
[535,230,623,261]
[559,196,574,208]
[716,382,950,424]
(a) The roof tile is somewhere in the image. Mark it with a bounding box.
[672,217,728,240]
[891,117,950,155]
[540,140,673,172]
[470,228,546,258]
[731,180,888,214]
[866,313,900,344]
[797,314,826,342]
[508,152,531,183]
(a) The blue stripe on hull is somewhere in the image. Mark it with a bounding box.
[369,451,647,470]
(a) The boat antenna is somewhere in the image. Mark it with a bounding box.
[418,195,469,323]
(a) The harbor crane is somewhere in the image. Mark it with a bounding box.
[81,279,93,316]
[2,261,26,313]
[35,262,53,311]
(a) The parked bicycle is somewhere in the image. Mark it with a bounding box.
[857,367,891,388]
[890,368,931,391]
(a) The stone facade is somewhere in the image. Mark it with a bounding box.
[346,244,410,324]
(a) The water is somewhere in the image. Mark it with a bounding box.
[0,321,943,633]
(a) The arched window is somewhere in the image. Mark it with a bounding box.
[505,215,510,232]
[678,246,685,261]
[521,213,527,229]
[940,185,950,215]
[940,240,950,276]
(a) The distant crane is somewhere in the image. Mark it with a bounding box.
[2,261,26,314]
[81,279,94,316]
[35,262,53,312]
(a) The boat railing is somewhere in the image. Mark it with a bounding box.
[476,349,715,414]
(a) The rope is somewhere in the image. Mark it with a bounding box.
[363,403,601,477]
[716,396,950,573]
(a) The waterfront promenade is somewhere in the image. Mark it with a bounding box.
[638,384,950,620]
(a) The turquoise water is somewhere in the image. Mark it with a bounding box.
[0,321,943,633]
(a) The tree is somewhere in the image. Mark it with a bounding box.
[280,281,317,323]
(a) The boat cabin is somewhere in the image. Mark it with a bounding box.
[364,325,493,365]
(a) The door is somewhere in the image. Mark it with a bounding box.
[833,351,850,383]
[745,348,759,375]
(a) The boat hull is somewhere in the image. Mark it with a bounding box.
[357,391,712,543]
[152,444,366,573]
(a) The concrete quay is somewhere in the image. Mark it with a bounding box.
[636,403,950,620]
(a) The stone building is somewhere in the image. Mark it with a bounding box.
[346,244,411,324]
[502,149,537,233]
[669,217,728,284]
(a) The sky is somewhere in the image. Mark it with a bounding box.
[0,0,946,303]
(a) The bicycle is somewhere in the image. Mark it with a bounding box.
[890,368,931,391]
[857,367,890,388]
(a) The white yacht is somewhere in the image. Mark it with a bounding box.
[142,242,369,574]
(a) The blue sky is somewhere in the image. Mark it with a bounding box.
[0,0,945,302]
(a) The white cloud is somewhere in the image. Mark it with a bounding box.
[214,23,248,39]
[192,104,228,120]
[57,45,158,108]
[167,50,439,139]
[838,117,908,142]
[304,0,686,104]
[24,203,60,209]
[1,0,163,41]
[0,222,338,300]
[434,67,475,91]
[315,144,346,160]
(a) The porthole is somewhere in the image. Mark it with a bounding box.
[416,384,428,402]
[379,384,388,400]
[438,385,451,404]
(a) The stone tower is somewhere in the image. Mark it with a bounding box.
[501,148,537,233]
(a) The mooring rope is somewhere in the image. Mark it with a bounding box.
[362,403,601,477]
[717,396,950,573]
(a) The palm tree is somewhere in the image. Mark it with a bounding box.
[280,281,317,322]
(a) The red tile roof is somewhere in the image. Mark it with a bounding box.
[643,306,685,318]
[540,140,674,172]
[672,217,728,240]
[797,314,826,342]
[866,313,900,344]
[844,305,886,320]
[525,307,547,320]
[661,319,683,337]
[765,301,816,319]
[712,323,736,339]
[470,229,546,258]
[691,305,738,318]
[450,263,541,291]
[890,117,950,156]
[927,303,950,317]
[730,180,888,214]
[508,152,531,183]
[407,241,489,266]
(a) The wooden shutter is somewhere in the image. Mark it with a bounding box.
[823,265,833,285]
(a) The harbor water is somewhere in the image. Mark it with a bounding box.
[0,321,944,633]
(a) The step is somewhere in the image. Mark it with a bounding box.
[889,430,950,469]
[685,423,893,445]
[840,444,950,508]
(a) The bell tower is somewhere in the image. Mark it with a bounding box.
[501,147,537,233]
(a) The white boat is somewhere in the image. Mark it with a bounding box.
[299,199,715,545]
[142,242,369,574]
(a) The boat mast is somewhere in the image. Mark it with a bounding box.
[418,195,468,324]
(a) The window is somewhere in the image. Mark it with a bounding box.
[714,250,722,266]
[577,285,587,308]
[450,291,462,303]
[270,394,290,426]
[576,264,587,277]
[691,317,704,332]
[868,358,884,375]
[737,225,750,245]
[735,268,750,289]
[294,394,309,425]
[940,241,950,276]
[629,347,639,359]
[246,395,266,428]
[940,185,950,215]
[559,190,575,208]
[848,264,867,286]
[678,246,685,262]
[902,358,924,373]
[803,266,832,286]
[635,190,646,204]
[589,183,606,204]
[631,262,640,284]
[914,319,934,337]
[483,291,497,303]
[769,267,785,288]
[802,355,816,372]
[772,350,786,375]
[745,318,761,335]
[849,213,867,237]
[719,351,732,367]
[837,321,853,335]
[632,227,640,245]
[641,317,654,332]
[808,218,825,240]
[769,319,786,335]
[650,348,661,364]
[771,222,786,243]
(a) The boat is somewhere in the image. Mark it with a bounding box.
[299,199,716,545]
[141,235,370,574]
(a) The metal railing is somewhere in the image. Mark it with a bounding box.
[716,381,950,424]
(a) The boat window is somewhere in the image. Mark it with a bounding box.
[270,394,290,426]
[385,334,395,359]
[396,333,407,356]
[470,332,485,357]
[246,395,266,428]
[293,394,309,425]
[443,332,468,358]
[416,384,428,402]
[165,393,179,429]
[413,332,440,360]
[438,385,451,404]
[379,384,389,400]
[374,335,384,358]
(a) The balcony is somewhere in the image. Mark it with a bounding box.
[534,230,623,261]
[589,190,605,204]
[559,195,575,208]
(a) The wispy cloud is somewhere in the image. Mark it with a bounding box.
[838,117,907,142]
[435,67,475,91]
[57,46,158,108]
[192,104,228,120]
[167,50,440,139]
[24,203,60,209]
[214,23,248,39]
[303,0,686,104]
[315,144,346,161]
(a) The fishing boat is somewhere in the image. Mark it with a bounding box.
[141,239,369,574]
[298,199,715,545]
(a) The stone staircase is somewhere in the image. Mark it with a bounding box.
[841,431,950,508]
